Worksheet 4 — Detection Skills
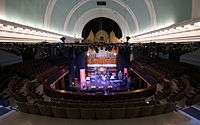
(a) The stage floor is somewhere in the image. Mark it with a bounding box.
[80,74,129,93]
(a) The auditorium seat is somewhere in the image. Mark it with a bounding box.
[111,108,125,119]
[27,103,40,115]
[151,104,166,115]
[95,108,111,119]
[16,101,29,113]
[164,103,175,113]
[80,108,96,119]
[111,103,125,108]
[38,104,52,116]
[52,106,66,118]
[125,107,140,118]
[66,108,80,119]
[139,106,153,117]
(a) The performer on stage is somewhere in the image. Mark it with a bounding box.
[118,70,123,80]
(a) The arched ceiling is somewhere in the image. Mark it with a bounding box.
[0,0,193,38]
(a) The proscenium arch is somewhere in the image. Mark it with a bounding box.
[44,0,157,31]
[82,17,123,39]
[73,8,130,38]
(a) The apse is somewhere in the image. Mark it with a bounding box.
[82,17,122,40]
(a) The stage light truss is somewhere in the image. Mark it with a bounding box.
[130,18,200,43]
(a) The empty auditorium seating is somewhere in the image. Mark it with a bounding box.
[8,57,178,120]
[27,103,40,115]
[111,108,125,119]
[52,106,66,118]
[95,108,110,119]
[66,108,80,119]
[38,103,53,116]
[80,108,96,119]
[125,107,140,118]
[16,101,29,113]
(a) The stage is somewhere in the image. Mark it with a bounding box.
[83,74,128,93]
[69,47,130,94]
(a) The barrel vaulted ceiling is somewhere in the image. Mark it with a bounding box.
[0,0,198,38]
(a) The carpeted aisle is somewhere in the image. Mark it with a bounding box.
[0,107,11,116]
[182,107,200,120]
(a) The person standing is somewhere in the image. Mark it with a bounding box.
[118,70,123,80]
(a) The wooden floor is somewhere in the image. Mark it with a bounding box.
[0,111,199,125]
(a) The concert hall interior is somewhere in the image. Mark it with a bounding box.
[0,0,200,125]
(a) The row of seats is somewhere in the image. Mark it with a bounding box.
[50,100,154,108]
[16,101,175,119]
[51,97,147,104]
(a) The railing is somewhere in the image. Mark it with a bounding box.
[42,64,157,100]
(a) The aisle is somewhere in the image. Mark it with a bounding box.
[182,107,200,120]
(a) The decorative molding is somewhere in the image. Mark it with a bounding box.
[0,0,5,18]
[144,0,157,27]
[192,0,200,18]
[0,19,64,43]
[130,19,200,43]
[44,0,52,28]
[111,0,139,32]
[44,0,57,28]
[73,8,130,38]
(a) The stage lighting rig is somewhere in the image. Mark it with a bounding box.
[100,46,104,50]
[126,36,130,43]
[108,46,113,52]
[60,37,66,43]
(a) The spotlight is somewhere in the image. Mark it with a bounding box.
[126,36,130,42]
[86,52,90,56]
[114,52,117,56]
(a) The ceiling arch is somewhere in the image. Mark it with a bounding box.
[44,0,158,34]
[192,0,200,18]
[44,0,57,28]
[1,0,194,40]
[144,0,157,27]
[44,0,140,34]
[73,8,130,38]
[0,0,5,18]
